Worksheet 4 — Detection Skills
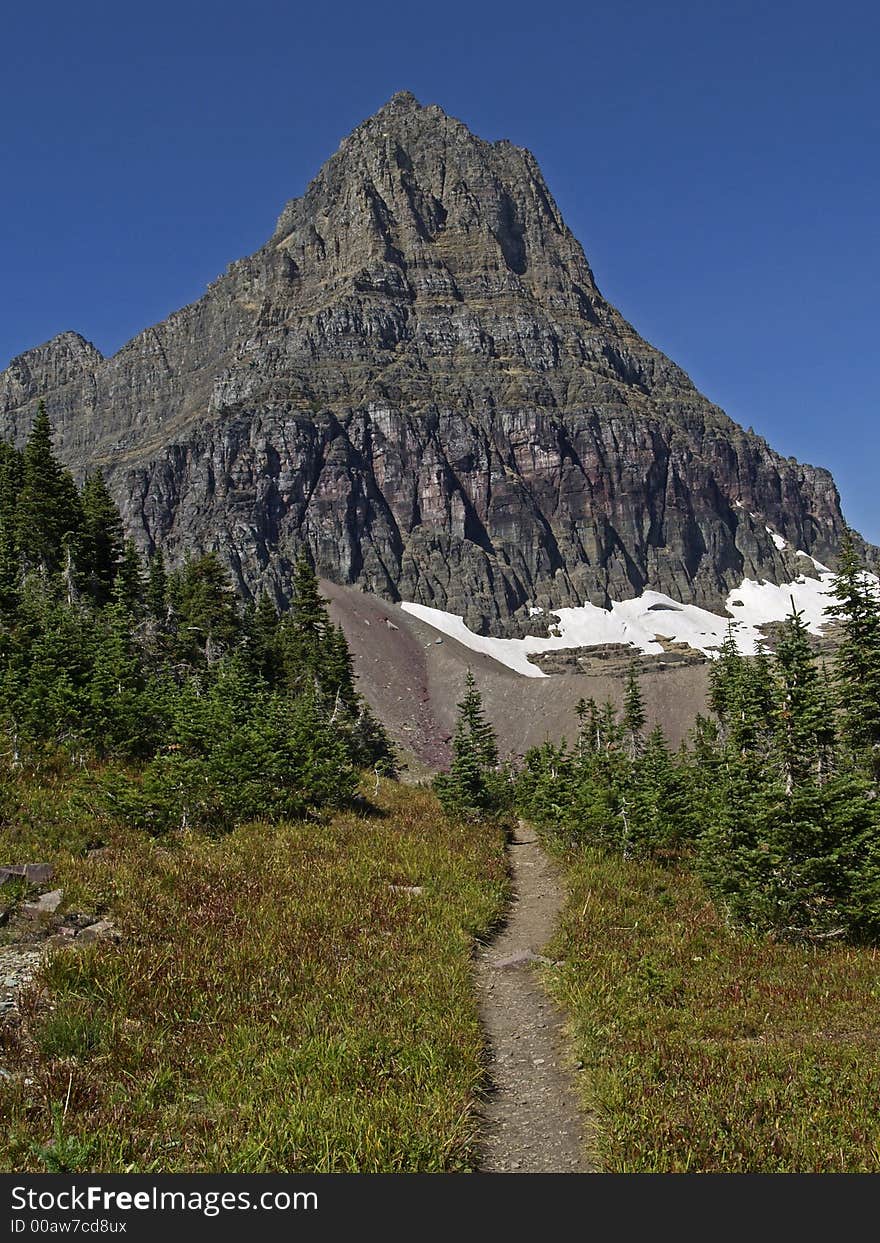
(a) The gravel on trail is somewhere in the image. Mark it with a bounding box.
[477,821,596,1173]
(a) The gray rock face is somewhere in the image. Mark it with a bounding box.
[1,91,875,634]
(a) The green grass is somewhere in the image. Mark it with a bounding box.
[546,843,880,1171]
[0,779,508,1172]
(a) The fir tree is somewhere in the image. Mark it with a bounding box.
[0,443,23,614]
[80,471,124,604]
[623,663,646,758]
[774,603,832,792]
[87,589,150,756]
[116,541,146,615]
[435,671,505,818]
[291,549,326,636]
[170,553,241,665]
[627,725,694,855]
[14,404,82,575]
[242,591,282,683]
[599,700,621,751]
[575,696,601,757]
[282,550,329,688]
[145,549,168,621]
[322,622,359,715]
[828,532,880,774]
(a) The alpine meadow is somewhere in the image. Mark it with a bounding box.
[1,87,879,1180]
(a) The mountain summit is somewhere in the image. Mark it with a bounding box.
[1,94,874,635]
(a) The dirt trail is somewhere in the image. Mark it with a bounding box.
[477,821,596,1173]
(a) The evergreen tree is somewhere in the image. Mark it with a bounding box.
[774,603,833,791]
[170,553,241,665]
[575,696,601,757]
[14,404,82,575]
[828,532,880,774]
[282,550,329,689]
[435,672,505,818]
[458,670,498,770]
[322,622,359,715]
[86,591,152,756]
[627,725,694,855]
[145,549,168,621]
[514,576,880,942]
[623,663,646,758]
[104,666,359,834]
[80,471,124,604]
[599,700,621,751]
[116,541,146,615]
[241,591,281,683]
[0,443,23,614]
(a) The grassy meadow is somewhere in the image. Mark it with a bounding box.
[0,769,508,1172]
[546,842,880,1172]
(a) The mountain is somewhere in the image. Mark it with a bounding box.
[1,91,875,642]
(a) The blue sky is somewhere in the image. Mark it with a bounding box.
[2,0,877,540]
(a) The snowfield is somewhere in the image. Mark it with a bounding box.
[400,566,852,679]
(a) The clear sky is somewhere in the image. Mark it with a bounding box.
[2,0,877,541]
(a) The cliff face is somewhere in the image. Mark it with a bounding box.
[1,92,872,634]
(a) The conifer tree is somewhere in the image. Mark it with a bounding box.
[575,696,601,757]
[14,403,82,575]
[170,553,241,665]
[0,443,23,613]
[626,725,694,854]
[458,670,498,771]
[623,663,646,758]
[87,587,150,755]
[774,603,831,791]
[828,532,880,773]
[283,550,328,687]
[116,541,146,615]
[242,591,281,683]
[322,622,359,715]
[80,471,124,604]
[435,671,504,818]
[145,548,168,621]
[599,700,621,751]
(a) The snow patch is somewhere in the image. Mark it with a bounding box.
[400,567,856,677]
[796,549,831,572]
[400,567,880,678]
[399,603,553,677]
[766,526,787,551]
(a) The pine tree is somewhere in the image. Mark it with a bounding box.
[145,549,168,621]
[282,550,329,688]
[458,670,498,770]
[322,622,359,715]
[599,700,621,751]
[291,549,326,635]
[626,725,694,855]
[774,602,832,792]
[623,663,646,758]
[116,541,145,615]
[14,403,82,575]
[80,471,124,604]
[436,671,504,818]
[170,553,241,666]
[0,443,23,614]
[711,637,775,763]
[575,696,600,757]
[242,591,281,683]
[87,589,150,756]
[828,532,880,774]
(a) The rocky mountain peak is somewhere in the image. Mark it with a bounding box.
[0,96,875,637]
[271,89,577,303]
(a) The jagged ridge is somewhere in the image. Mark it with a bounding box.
[1,91,874,635]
